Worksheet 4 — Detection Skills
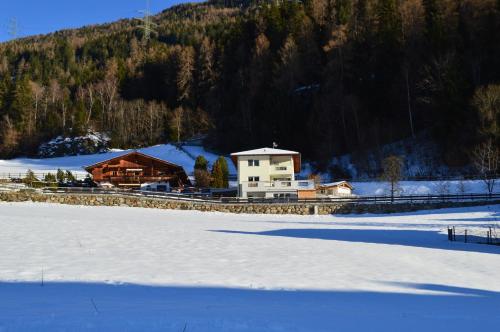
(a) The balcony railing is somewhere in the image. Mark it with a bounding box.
[99,176,172,184]
[242,180,314,191]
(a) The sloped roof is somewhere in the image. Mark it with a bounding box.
[230,147,299,156]
[319,181,354,189]
[84,151,184,171]
[230,147,301,172]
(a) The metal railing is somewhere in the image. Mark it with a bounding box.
[242,180,315,191]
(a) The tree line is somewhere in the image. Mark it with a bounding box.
[0,0,498,172]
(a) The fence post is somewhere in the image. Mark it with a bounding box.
[448,228,453,241]
[453,226,456,241]
[464,229,467,243]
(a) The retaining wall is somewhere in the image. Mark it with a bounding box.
[1,191,499,215]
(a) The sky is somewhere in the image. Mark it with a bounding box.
[0,0,196,42]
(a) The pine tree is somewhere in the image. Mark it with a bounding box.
[422,0,445,54]
[216,156,229,188]
[65,170,76,183]
[9,75,32,131]
[211,159,224,188]
[194,155,211,187]
[56,169,66,184]
[376,0,401,48]
[194,155,208,171]
[23,169,38,186]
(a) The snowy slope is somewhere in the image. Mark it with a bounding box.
[0,202,499,331]
[0,144,236,178]
[352,179,499,195]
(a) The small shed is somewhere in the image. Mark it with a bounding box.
[317,181,354,197]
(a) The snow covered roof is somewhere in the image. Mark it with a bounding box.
[319,181,354,189]
[230,148,299,156]
[230,147,301,172]
[84,151,184,170]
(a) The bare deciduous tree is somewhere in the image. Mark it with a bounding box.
[171,107,185,143]
[382,155,403,201]
[473,139,499,194]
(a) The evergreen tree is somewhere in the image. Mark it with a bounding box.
[56,169,66,184]
[194,155,211,187]
[65,170,76,183]
[23,169,38,187]
[194,155,208,171]
[44,172,57,183]
[8,75,32,130]
[216,156,229,188]
[376,0,401,48]
[422,0,445,54]
[211,159,224,188]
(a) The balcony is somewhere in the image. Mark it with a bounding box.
[242,180,314,192]
[101,176,173,184]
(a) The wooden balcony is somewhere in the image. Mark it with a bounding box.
[101,176,174,184]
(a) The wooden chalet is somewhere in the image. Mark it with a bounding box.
[84,151,190,189]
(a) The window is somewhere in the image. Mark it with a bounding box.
[275,166,287,171]
[248,176,260,187]
[248,159,260,167]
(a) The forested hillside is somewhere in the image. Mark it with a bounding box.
[0,0,499,170]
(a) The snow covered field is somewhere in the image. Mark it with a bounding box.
[0,144,236,178]
[352,179,498,196]
[0,202,499,331]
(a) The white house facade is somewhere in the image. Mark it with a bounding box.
[230,148,315,199]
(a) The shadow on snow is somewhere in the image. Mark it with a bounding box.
[0,281,499,331]
[210,228,500,254]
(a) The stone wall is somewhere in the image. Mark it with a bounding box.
[1,191,498,215]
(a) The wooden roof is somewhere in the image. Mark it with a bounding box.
[84,151,183,171]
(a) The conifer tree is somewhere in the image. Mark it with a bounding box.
[56,169,66,184]
[211,159,224,188]
[216,156,229,188]
[194,155,208,171]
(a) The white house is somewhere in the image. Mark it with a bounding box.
[230,148,315,199]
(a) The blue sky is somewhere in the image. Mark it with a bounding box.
[0,0,196,42]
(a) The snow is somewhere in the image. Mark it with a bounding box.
[0,144,236,178]
[38,132,110,157]
[352,179,499,195]
[231,147,299,156]
[0,202,499,331]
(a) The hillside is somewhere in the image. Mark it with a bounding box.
[0,0,499,170]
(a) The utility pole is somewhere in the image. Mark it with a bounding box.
[7,17,19,40]
[138,0,157,42]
